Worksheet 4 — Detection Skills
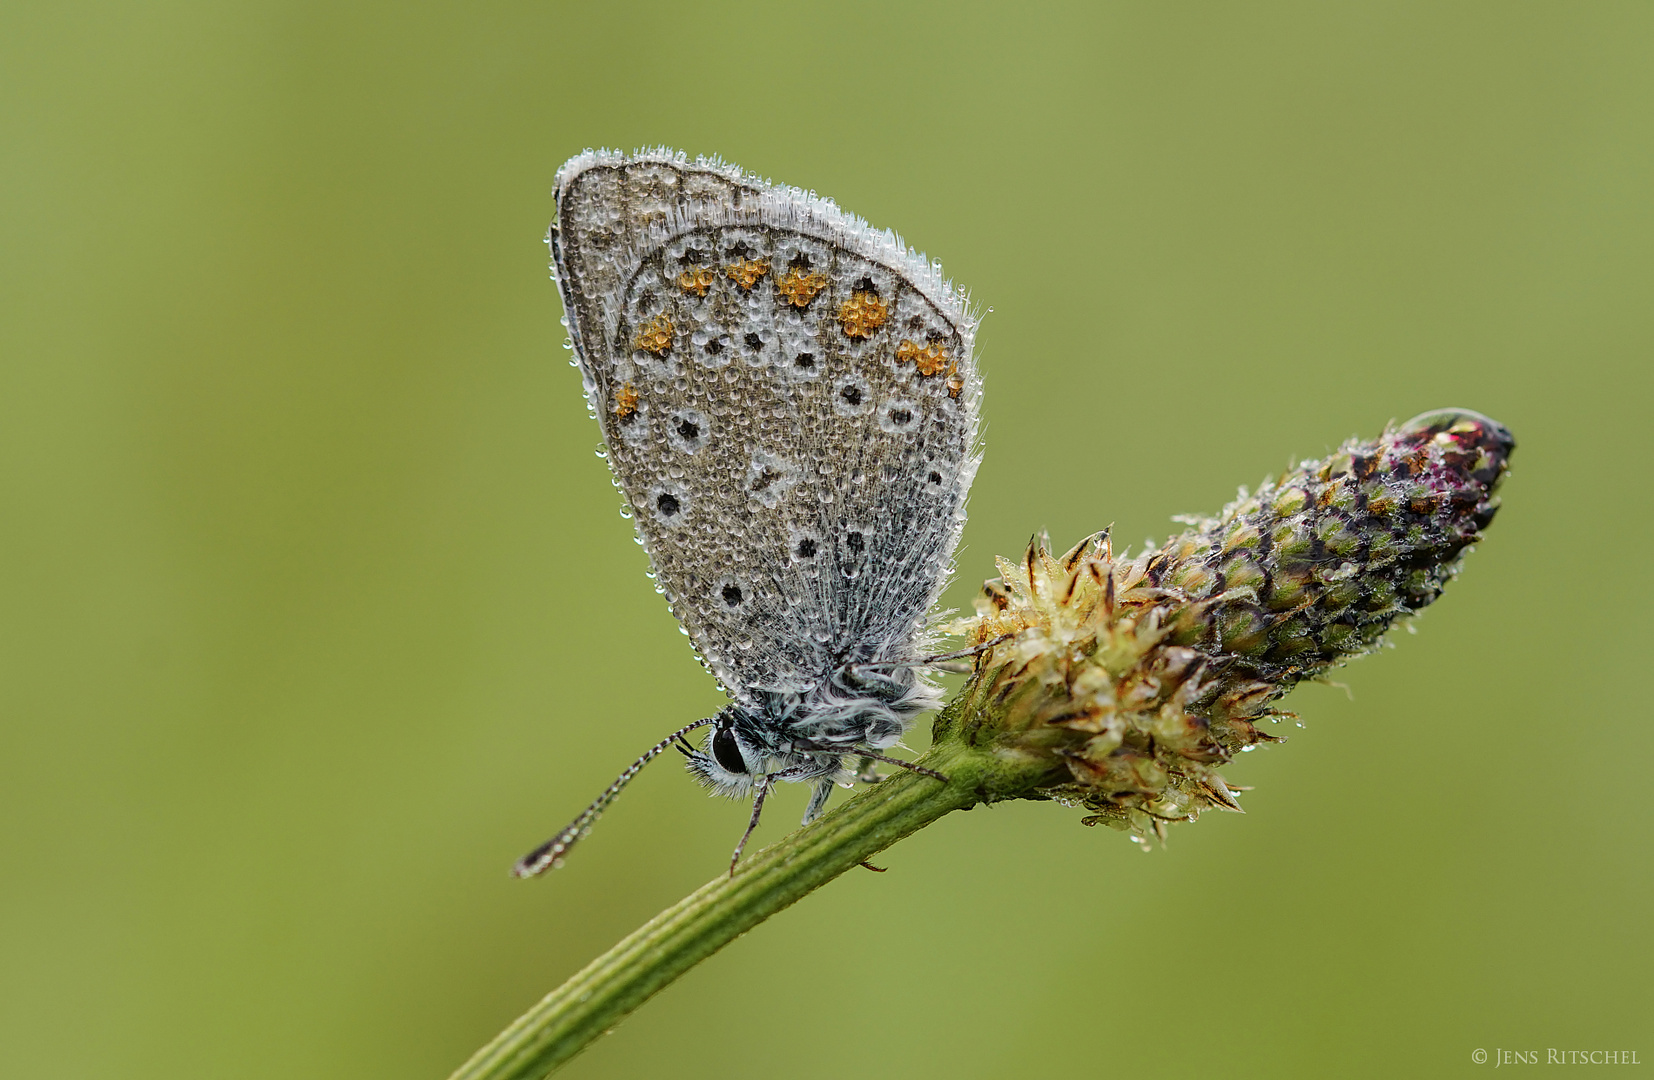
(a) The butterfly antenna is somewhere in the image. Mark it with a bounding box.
[512,717,717,879]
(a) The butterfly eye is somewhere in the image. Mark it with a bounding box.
[711,727,747,775]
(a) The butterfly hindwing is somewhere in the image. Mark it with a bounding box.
[551,150,981,699]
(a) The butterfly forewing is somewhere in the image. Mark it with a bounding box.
[551,150,980,698]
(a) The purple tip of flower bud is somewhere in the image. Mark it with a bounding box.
[1388,407,1514,538]
[1398,407,1516,490]
[1399,406,1515,448]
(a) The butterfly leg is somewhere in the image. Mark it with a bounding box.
[728,764,813,876]
[919,633,1014,666]
[849,634,1015,677]
[788,736,949,785]
[842,748,948,784]
[729,782,769,877]
[801,777,835,825]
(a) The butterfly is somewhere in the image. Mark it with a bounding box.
[515,149,982,877]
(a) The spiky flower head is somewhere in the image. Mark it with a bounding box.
[943,409,1515,847]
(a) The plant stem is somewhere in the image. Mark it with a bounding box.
[448,409,1514,1078]
[449,730,1034,1080]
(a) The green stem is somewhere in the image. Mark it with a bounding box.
[448,734,1020,1080]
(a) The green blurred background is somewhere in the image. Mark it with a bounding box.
[4,3,1650,1077]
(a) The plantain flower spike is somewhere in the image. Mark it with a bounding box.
[945,409,1515,848]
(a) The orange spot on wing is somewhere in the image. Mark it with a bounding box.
[634,315,673,356]
[837,291,890,338]
[725,258,770,290]
[896,338,951,377]
[776,266,829,308]
[676,267,717,296]
[614,382,639,420]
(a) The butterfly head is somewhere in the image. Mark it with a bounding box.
[683,710,766,797]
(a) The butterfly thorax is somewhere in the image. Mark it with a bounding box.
[685,660,943,798]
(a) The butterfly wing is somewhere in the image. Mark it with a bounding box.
[550,149,980,700]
